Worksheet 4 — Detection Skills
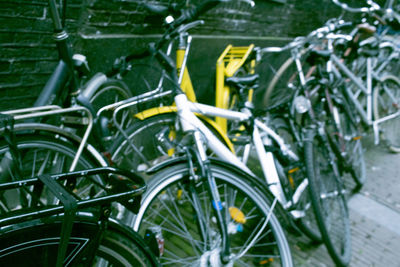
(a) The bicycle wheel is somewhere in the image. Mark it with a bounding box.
[89,79,134,142]
[322,94,366,189]
[0,216,158,266]
[89,79,132,111]
[0,134,101,210]
[373,74,400,152]
[304,128,351,266]
[337,100,366,188]
[94,221,159,266]
[131,162,293,266]
[110,113,231,173]
[271,117,322,243]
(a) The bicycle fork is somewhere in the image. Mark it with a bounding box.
[186,130,231,265]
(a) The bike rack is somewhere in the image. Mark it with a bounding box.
[215,45,256,133]
[1,105,93,171]
[0,167,146,266]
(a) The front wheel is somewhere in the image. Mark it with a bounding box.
[327,98,366,189]
[304,128,351,266]
[373,74,400,152]
[131,162,293,266]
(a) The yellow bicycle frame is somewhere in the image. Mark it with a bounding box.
[134,43,256,154]
[215,44,256,133]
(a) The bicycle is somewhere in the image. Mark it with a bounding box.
[108,1,260,172]
[0,0,153,198]
[0,166,160,266]
[256,17,368,191]
[120,20,355,267]
[15,0,135,147]
[126,76,295,265]
[263,0,400,153]
[331,0,400,152]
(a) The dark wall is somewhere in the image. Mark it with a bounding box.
[0,0,349,110]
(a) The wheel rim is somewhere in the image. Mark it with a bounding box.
[311,135,351,265]
[134,166,290,266]
[374,76,400,150]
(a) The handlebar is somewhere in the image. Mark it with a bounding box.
[110,0,227,76]
[332,0,400,29]
[256,19,353,58]
[331,0,380,13]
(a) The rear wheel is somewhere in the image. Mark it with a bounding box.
[373,74,400,152]
[325,97,366,189]
[0,134,101,211]
[338,102,366,188]
[304,128,351,266]
[131,162,293,266]
[271,118,322,243]
[94,222,158,266]
[0,217,157,266]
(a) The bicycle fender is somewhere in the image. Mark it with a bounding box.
[8,123,108,167]
[107,218,161,267]
[80,72,108,100]
[134,107,235,153]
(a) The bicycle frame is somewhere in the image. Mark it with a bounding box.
[174,93,302,209]
[329,39,400,144]
[33,0,84,108]
[113,30,256,154]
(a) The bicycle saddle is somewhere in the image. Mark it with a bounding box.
[226,74,259,87]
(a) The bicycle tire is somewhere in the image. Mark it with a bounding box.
[89,79,132,110]
[337,98,366,188]
[373,74,400,152]
[130,161,293,266]
[0,216,158,266]
[271,117,322,243]
[0,134,101,209]
[304,128,351,266]
[262,50,312,108]
[95,220,159,266]
[110,113,231,173]
[89,79,134,142]
[263,56,295,107]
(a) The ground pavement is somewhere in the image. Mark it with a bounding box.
[290,135,400,266]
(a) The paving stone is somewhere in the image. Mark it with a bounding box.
[290,134,400,266]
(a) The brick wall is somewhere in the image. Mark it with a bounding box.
[0,0,85,109]
[0,0,350,110]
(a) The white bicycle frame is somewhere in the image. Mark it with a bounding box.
[174,92,307,215]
